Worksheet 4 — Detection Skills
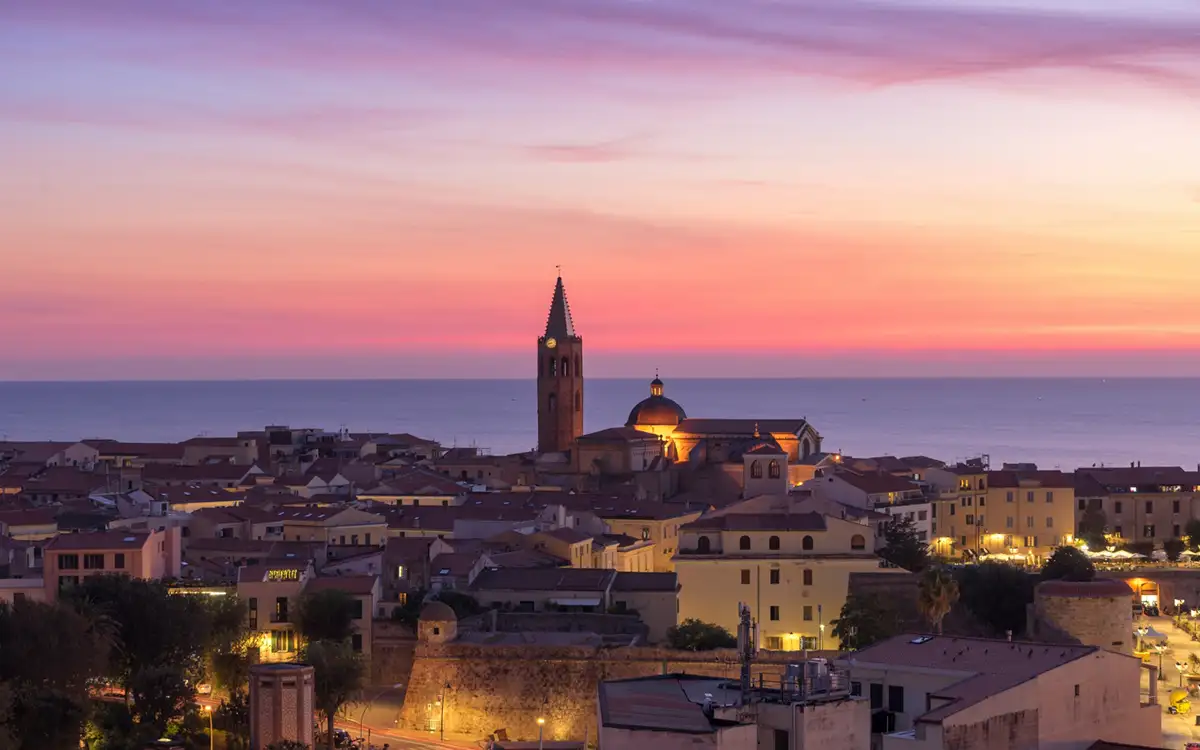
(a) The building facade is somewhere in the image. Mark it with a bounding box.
[537,275,584,454]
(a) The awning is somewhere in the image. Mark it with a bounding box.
[550,598,601,607]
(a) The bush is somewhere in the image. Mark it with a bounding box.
[1041,546,1095,582]
[667,619,737,650]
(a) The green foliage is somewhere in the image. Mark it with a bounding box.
[1041,546,1096,582]
[128,664,195,736]
[955,562,1036,637]
[831,592,901,650]
[303,640,365,750]
[0,682,15,750]
[879,516,930,573]
[390,589,427,628]
[1165,538,1186,562]
[0,599,111,749]
[1185,520,1200,552]
[917,567,960,635]
[1077,507,1108,550]
[214,690,250,749]
[294,588,358,643]
[433,590,485,619]
[666,618,737,650]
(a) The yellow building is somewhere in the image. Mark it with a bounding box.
[674,510,899,650]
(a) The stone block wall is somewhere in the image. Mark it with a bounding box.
[394,643,839,743]
[942,709,1038,750]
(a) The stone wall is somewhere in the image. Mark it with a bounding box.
[371,620,417,686]
[1029,580,1133,655]
[394,642,840,743]
[942,710,1038,750]
[462,611,647,639]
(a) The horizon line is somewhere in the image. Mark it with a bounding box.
[3,375,1200,385]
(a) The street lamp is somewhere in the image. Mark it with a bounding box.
[1136,626,1148,652]
[1153,643,1167,680]
[819,623,826,651]
[1177,660,1187,688]
[359,683,404,742]
[203,705,213,750]
[537,717,545,750]
[440,682,451,742]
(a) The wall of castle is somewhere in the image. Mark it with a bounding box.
[393,643,839,744]
[1031,589,1132,655]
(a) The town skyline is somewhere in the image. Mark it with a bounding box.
[3,0,1200,380]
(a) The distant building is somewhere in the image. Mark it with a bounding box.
[1075,465,1200,548]
[537,275,584,454]
[42,527,182,601]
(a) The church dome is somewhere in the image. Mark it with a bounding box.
[626,377,687,427]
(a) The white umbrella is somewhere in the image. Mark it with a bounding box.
[1090,550,1116,558]
[1183,550,1200,557]
[1112,550,1136,559]
[1142,627,1169,642]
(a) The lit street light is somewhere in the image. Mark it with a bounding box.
[1176,660,1188,688]
[203,704,213,750]
[537,716,545,750]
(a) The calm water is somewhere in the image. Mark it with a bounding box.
[0,379,1197,471]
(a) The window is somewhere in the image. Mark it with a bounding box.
[1026,516,1034,529]
[352,633,363,652]
[769,535,780,550]
[1175,525,1182,538]
[351,534,359,545]
[741,569,751,585]
[918,510,927,521]
[1115,501,1123,513]
[803,569,813,586]
[1145,501,1153,514]
[961,497,971,507]
[398,592,407,606]
[965,514,974,525]
[575,391,581,413]
[275,597,289,623]
[768,460,781,479]
[1045,492,1053,502]
[1006,491,1014,502]
[750,461,763,479]
[562,356,570,376]
[1074,684,1080,697]
[1006,516,1014,529]
[850,681,862,696]
[802,535,814,551]
[1144,525,1156,538]
[1026,491,1034,502]
[58,554,79,570]
[1046,517,1053,528]
[249,597,258,630]
[397,565,405,578]
[769,606,780,621]
[850,534,866,550]
[766,636,782,650]
[739,535,751,550]
[1175,500,1182,514]
[888,685,905,712]
[1114,525,1123,537]
[960,535,967,546]
[697,536,711,554]
[949,505,956,516]
[978,496,986,507]
[869,683,884,710]
[549,358,557,377]
[803,605,813,621]
[84,554,105,570]
[1078,498,1086,511]
[114,553,125,569]
[548,393,557,411]
[770,569,780,585]
[365,533,372,546]
[352,600,363,619]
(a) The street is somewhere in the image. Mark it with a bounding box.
[1139,615,1200,750]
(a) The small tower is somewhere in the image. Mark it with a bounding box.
[248,663,315,750]
[537,274,584,453]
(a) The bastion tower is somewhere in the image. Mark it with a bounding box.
[537,274,583,453]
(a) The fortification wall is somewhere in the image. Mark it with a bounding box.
[394,642,838,743]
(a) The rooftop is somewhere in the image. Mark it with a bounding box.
[471,566,616,592]
[684,511,827,533]
[304,574,379,596]
[599,674,743,734]
[612,572,678,592]
[45,529,154,550]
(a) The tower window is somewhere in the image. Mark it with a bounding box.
[768,535,780,550]
[549,357,557,377]
[768,460,781,479]
[739,535,751,550]
[562,356,570,376]
[802,535,814,551]
[750,460,763,479]
[548,393,557,411]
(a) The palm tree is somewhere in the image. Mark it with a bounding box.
[918,567,960,635]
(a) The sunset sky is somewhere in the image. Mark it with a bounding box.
[2,0,1199,379]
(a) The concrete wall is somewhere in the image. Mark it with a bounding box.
[1030,588,1133,655]
[941,710,1039,750]
[395,642,837,744]
[756,697,870,750]
[599,722,756,750]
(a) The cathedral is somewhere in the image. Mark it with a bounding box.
[535,275,825,501]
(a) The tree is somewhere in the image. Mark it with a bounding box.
[214,690,251,750]
[879,516,930,572]
[955,562,1036,638]
[918,567,960,635]
[128,664,196,736]
[433,590,485,619]
[294,588,358,644]
[1165,538,1186,562]
[304,640,365,750]
[1077,507,1108,550]
[1041,545,1095,582]
[666,618,738,650]
[0,599,110,749]
[390,589,427,628]
[831,592,902,650]
[1186,519,1200,552]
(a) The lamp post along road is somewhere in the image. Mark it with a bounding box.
[203,705,213,750]
[537,716,545,750]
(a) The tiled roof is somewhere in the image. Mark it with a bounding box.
[85,441,187,461]
[684,511,827,532]
[539,527,593,545]
[577,427,659,443]
[599,674,734,734]
[612,572,677,592]
[0,507,60,527]
[471,566,615,592]
[431,552,482,577]
[150,485,240,505]
[384,536,436,560]
[143,463,253,482]
[831,470,920,495]
[986,470,1074,489]
[744,443,786,456]
[45,530,153,550]
[675,418,810,436]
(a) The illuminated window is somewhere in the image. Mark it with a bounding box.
[768,460,780,479]
[750,461,763,479]
[398,592,408,606]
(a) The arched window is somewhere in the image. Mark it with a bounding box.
[803,569,813,586]
[850,534,866,551]
[549,357,557,377]
[548,393,557,411]
[768,460,781,479]
[768,535,780,551]
[739,535,751,550]
[697,536,711,553]
[750,461,763,479]
[802,437,812,459]
[575,391,581,413]
[562,356,570,376]
[802,535,814,551]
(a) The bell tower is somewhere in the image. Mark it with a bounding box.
[537,274,583,453]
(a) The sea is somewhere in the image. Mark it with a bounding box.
[0,378,1197,472]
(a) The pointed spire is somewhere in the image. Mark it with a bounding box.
[544,274,577,339]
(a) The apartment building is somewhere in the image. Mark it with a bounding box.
[42,527,182,600]
[1075,465,1200,546]
[984,470,1076,558]
[303,575,382,657]
[237,562,315,662]
[674,510,899,651]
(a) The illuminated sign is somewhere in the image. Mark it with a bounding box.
[267,569,300,582]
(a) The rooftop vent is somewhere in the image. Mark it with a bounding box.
[910,636,934,645]
[123,536,137,542]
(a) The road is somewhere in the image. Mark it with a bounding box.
[1139,615,1200,749]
